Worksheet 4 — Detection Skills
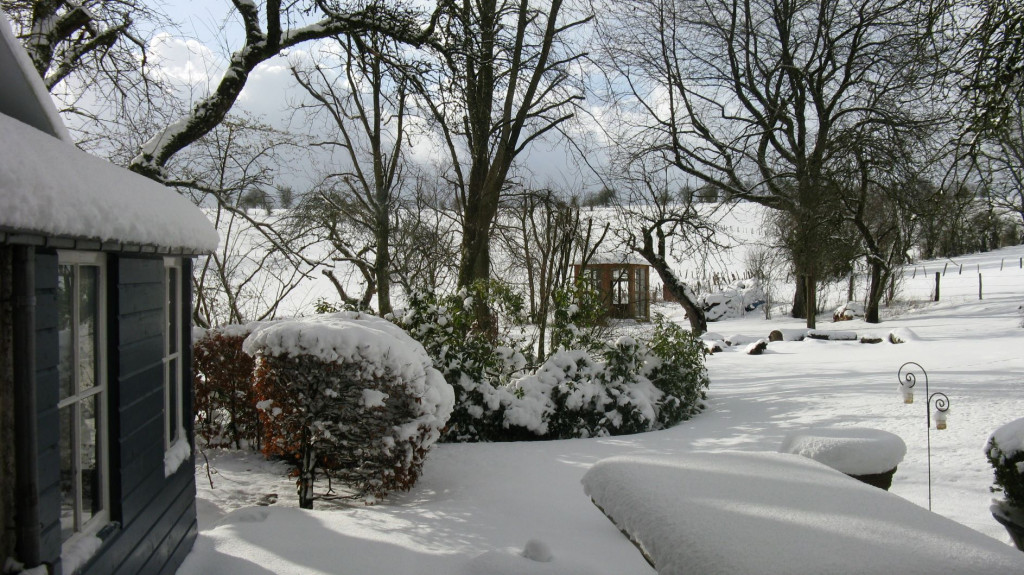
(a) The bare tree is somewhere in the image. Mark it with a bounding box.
[180,115,322,327]
[976,102,1024,237]
[611,163,715,334]
[390,174,461,296]
[496,187,607,360]
[291,31,414,315]
[414,0,591,329]
[124,1,440,180]
[963,0,1024,134]
[597,0,954,328]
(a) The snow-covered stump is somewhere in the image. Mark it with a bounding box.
[986,417,1024,550]
[779,427,907,491]
[243,312,454,507]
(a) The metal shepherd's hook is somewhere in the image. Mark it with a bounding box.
[898,362,950,511]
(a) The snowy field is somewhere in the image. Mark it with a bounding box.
[179,244,1024,574]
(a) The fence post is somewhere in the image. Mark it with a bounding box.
[1001,259,1004,271]
[959,264,963,275]
[913,267,917,279]
[942,262,948,276]
[979,273,983,300]
[934,272,940,302]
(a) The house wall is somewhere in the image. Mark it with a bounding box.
[28,252,196,575]
[81,256,196,575]
[0,246,15,561]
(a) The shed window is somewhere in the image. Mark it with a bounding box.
[164,258,184,451]
[57,252,108,544]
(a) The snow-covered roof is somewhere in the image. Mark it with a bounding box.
[0,11,217,253]
[0,11,70,142]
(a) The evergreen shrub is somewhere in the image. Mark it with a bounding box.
[986,418,1024,509]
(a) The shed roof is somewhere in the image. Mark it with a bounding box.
[0,12,218,253]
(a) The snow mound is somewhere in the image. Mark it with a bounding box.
[779,427,906,475]
[462,549,596,575]
[989,417,1024,458]
[522,539,553,562]
[806,329,858,341]
[582,452,1024,575]
[724,334,760,346]
[888,327,920,344]
[833,301,865,321]
[698,278,765,321]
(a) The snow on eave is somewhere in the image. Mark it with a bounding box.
[0,10,72,143]
[0,113,219,253]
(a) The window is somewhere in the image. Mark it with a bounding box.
[164,258,183,450]
[634,267,649,320]
[612,268,629,306]
[57,252,108,544]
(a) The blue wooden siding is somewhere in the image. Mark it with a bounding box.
[29,252,196,575]
[33,251,62,568]
[79,256,196,575]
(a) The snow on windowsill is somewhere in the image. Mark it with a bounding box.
[60,534,102,575]
[164,434,192,477]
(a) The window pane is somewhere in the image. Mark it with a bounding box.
[81,393,102,524]
[58,265,74,400]
[167,266,178,354]
[79,266,99,392]
[59,405,75,542]
[168,357,179,442]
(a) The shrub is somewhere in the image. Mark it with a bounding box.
[986,418,1024,509]
[550,279,608,353]
[394,288,710,443]
[645,316,710,428]
[244,312,454,507]
[389,283,532,442]
[193,323,268,449]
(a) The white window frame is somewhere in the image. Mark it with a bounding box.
[56,250,110,548]
[163,257,184,451]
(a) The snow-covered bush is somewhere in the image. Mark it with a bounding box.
[193,322,270,449]
[244,312,454,507]
[697,278,765,321]
[644,317,710,428]
[394,288,710,442]
[388,284,531,442]
[550,278,608,352]
[518,339,661,439]
[986,417,1024,509]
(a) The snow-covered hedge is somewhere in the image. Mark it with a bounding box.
[393,288,709,442]
[193,322,271,449]
[697,278,765,321]
[243,312,454,506]
[986,417,1024,509]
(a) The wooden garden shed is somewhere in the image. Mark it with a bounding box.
[574,256,651,321]
[0,14,218,575]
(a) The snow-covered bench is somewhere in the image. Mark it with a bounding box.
[779,427,906,490]
[582,452,1024,575]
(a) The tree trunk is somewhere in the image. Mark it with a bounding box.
[639,249,706,334]
[792,275,807,319]
[805,272,817,329]
[865,260,884,324]
[298,439,316,510]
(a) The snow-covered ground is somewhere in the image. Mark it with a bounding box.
[179,244,1024,574]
